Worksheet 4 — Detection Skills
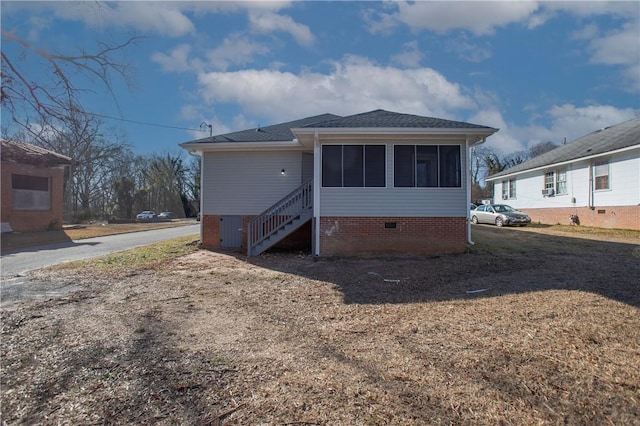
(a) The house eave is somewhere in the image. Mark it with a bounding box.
[292,127,497,145]
[486,143,640,182]
[180,139,303,154]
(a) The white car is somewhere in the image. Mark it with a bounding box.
[136,210,157,221]
[471,204,531,227]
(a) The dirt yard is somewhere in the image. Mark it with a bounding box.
[1,225,639,425]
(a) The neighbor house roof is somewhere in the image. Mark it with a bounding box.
[487,117,640,181]
[1,139,72,167]
[302,109,495,130]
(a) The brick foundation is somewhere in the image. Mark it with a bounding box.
[200,215,312,253]
[319,217,468,256]
[200,215,222,249]
[522,206,639,230]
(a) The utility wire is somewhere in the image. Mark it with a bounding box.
[85,111,206,132]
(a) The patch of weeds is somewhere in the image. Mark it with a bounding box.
[57,236,200,270]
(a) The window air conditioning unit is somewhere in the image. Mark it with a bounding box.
[541,188,555,196]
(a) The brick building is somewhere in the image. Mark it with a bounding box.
[1,139,72,233]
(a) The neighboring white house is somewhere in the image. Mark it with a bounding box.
[486,118,640,230]
[181,109,498,256]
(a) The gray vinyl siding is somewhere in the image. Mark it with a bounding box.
[320,142,468,217]
[202,150,303,215]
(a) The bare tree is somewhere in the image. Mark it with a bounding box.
[528,141,558,158]
[1,29,136,130]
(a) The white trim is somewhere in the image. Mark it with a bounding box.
[486,144,640,182]
[181,140,302,154]
[466,138,473,245]
[313,130,320,257]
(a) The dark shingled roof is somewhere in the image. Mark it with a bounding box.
[303,109,496,130]
[1,139,72,167]
[190,114,341,143]
[488,117,640,180]
[184,110,497,145]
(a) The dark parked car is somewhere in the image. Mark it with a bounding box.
[471,204,531,227]
[158,211,177,219]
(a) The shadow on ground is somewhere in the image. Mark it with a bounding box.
[238,226,640,308]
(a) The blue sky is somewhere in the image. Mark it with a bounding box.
[2,1,639,156]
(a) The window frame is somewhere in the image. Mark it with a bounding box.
[321,144,386,188]
[501,178,516,199]
[593,160,610,191]
[11,173,51,211]
[393,144,462,188]
[543,169,568,196]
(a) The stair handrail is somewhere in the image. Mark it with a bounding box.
[248,178,313,253]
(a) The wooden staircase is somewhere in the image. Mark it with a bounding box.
[247,179,313,256]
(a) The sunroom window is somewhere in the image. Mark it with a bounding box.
[394,145,461,188]
[322,145,385,187]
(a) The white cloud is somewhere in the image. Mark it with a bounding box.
[152,44,200,73]
[471,103,638,155]
[570,23,600,41]
[588,22,640,66]
[248,10,315,46]
[51,2,196,37]
[545,104,638,141]
[196,56,476,122]
[446,38,492,63]
[368,1,540,36]
[206,34,270,71]
[391,41,423,68]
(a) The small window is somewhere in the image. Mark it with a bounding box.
[594,160,609,190]
[544,172,555,191]
[556,169,567,194]
[501,178,516,199]
[12,174,51,211]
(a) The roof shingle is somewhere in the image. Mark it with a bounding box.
[1,139,72,167]
[488,117,640,180]
[304,109,496,129]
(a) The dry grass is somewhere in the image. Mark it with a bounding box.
[1,225,639,425]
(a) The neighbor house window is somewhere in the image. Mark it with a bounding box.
[544,172,555,194]
[556,169,567,194]
[322,144,385,187]
[394,145,461,188]
[594,160,609,190]
[543,169,568,196]
[502,178,516,199]
[12,173,51,210]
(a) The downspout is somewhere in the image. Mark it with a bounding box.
[466,138,475,245]
[313,130,321,256]
[199,151,204,242]
[588,160,595,210]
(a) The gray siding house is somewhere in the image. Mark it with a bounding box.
[181,109,498,256]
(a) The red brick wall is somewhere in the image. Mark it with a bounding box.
[200,215,312,253]
[200,215,221,249]
[522,206,639,230]
[1,161,65,232]
[319,216,467,256]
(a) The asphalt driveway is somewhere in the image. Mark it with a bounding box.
[0,224,199,306]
